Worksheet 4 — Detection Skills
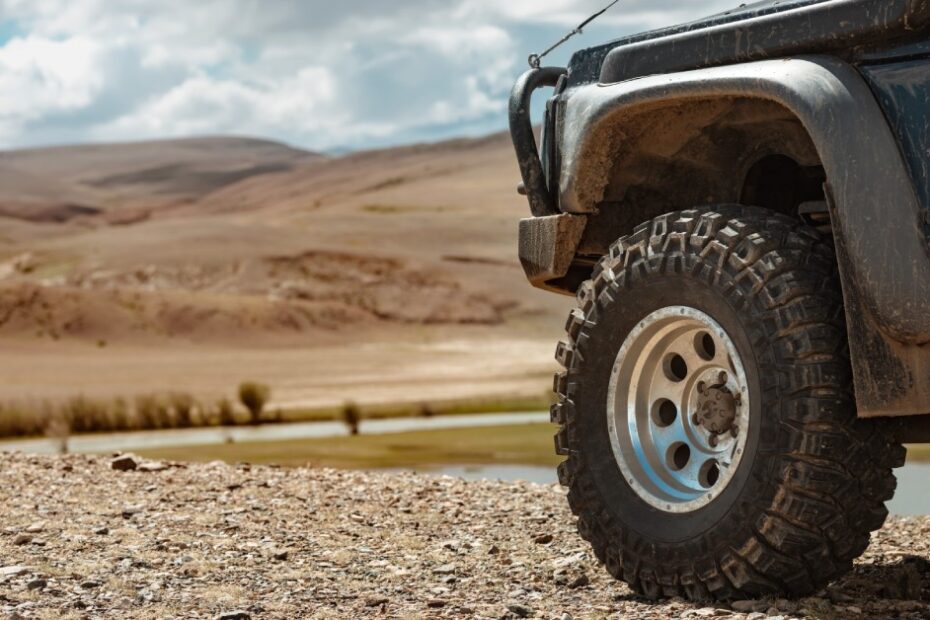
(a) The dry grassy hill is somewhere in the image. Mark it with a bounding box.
[0,136,317,216]
[0,133,570,406]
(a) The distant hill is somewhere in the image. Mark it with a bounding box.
[0,131,568,344]
[0,136,321,220]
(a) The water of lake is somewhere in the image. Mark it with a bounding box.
[0,411,550,454]
[389,461,930,517]
[3,411,926,515]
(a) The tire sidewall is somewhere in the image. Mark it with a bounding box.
[575,274,768,544]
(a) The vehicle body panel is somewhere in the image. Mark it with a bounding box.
[509,0,930,418]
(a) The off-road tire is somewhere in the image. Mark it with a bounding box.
[552,206,905,600]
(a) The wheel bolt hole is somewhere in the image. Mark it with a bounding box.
[664,354,688,382]
[668,443,691,471]
[652,399,677,427]
[694,331,716,361]
[699,460,720,488]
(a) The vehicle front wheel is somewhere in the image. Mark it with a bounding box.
[552,206,904,600]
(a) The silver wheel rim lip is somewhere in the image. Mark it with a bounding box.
[607,306,750,514]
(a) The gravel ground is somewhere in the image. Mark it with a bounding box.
[1,453,929,619]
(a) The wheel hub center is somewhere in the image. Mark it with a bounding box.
[695,380,738,434]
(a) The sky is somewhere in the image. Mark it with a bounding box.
[0,0,737,153]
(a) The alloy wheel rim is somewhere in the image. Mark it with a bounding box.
[606,306,749,513]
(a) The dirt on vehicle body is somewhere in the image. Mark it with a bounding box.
[510,0,930,602]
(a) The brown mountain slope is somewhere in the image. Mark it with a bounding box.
[0,132,568,404]
[0,132,567,343]
[0,136,321,220]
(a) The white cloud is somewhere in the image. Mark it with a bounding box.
[0,35,104,142]
[404,25,512,58]
[0,0,741,150]
[94,66,339,141]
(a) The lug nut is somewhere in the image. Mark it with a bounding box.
[718,371,728,384]
[731,426,739,438]
[697,381,706,393]
[692,413,700,426]
[709,434,718,447]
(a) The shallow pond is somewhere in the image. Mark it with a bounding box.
[0,411,549,454]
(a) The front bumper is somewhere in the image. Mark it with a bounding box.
[510,67,589,294]
[508,66,566,218]
[518,213,587,294]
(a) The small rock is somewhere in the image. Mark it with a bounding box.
[426,599,447,608]
[26,578,47,590]
[488,545,500,555]
[121,504,144,518]
[799,597,835,618]
[560,614,573,620]
[13,533,32,545]
[731,600,759,612]
[433,563,456,575]
[138,460,169,472]
[567,574,589,589]
[365,596,388,607]
[533,533,554,544]
[216,612,250,620]
[0,566,30,576]
[94,526,109,535]
[25,522,45,533]
[826,587,855,603]
[774,598,798,613]
[111,455,138,471]
[507,603,534,618]
[272,549,288,561]
[81,580,100,589]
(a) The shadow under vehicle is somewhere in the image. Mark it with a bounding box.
[509,0,930,601]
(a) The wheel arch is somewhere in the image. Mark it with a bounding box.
[557,55,930,416]
[568,96,826,256]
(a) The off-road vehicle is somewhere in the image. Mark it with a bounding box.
[509,0,930,601]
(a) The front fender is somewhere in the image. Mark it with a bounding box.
[558,55,930,348]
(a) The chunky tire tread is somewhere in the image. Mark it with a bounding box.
[553,206,903,601]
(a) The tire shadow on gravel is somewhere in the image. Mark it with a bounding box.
[609,556,930,618]
[828,555,930,602]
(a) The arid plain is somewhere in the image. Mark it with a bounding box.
[0,133,570,409]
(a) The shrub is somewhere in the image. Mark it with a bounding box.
[135,394,169,429]
[216,398,237,426]
[61,395,110,433]
[110,397,134,430]
[170,392,196,428]
[0,401,46,437]
[238,382,270,424]
[342,401,361,436]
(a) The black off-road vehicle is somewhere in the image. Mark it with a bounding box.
[510,0,930,601]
